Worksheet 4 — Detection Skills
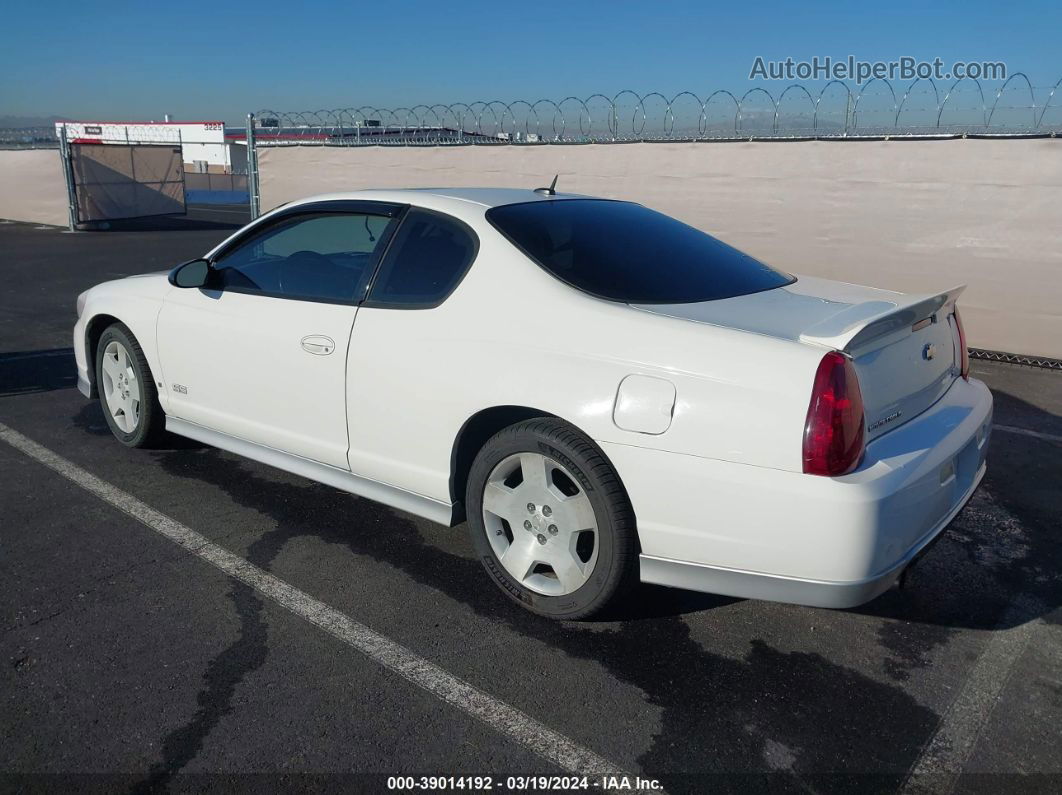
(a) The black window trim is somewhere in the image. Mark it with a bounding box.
[360,206,481,311]
[485,198,796,305]
[203,200,408,307]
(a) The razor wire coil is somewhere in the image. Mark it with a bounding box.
[251,75,1062,146]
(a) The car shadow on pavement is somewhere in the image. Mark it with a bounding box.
[78,206,249,233]
[72,401,206,449]
[140,444,951,791]
[0,349,77,397]
[0,347,206,447]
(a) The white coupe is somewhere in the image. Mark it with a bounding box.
[74,188,993,619]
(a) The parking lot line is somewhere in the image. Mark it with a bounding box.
[994,424,1062,444]
[903,594,1042,794]
[0,421,635,783]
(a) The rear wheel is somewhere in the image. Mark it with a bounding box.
[466,418,638,619]
[95,323,166,448]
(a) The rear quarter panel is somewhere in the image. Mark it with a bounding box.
[345,209,826,504]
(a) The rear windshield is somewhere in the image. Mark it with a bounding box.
[487,199,793,303]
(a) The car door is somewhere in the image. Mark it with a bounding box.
[157,202,401,469]
[345,207,479,496]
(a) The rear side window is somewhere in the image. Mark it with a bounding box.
[486,199,793,304]
[367,209,477,308]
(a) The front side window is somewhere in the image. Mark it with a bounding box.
[366,209,477,307]
[212,212,396,303]
[486,199,793,304]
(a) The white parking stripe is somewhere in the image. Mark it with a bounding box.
[994,424,1062,444]
[0,422,636,784]
[903,595,1041,794]
[903,487,1047,794]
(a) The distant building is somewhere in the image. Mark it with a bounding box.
[242,116,505,145]
[54,120,247,174]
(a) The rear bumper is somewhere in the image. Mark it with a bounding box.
[639,462,983,608]
[602,376,993,608]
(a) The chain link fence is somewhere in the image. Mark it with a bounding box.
[0,124,185,149]
[252,74,1062,145]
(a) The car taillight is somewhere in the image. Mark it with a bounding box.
[954,307,970,380]
[802,351,866,476]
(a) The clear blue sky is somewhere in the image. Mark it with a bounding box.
[1,0,1059,124]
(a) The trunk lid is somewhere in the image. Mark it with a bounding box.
[632,275,964,439]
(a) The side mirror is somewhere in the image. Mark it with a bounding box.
[170,259,211,288]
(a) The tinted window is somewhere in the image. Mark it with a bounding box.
[213,212,395,303]
[487,199,792,303]
[367,209,477,307]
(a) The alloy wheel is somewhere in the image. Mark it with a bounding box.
[100,340,141,434]
[481,452,599,596]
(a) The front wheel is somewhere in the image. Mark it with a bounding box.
[465,418,638,619]
[95,323,166,448]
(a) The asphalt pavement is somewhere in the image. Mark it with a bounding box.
[1,218,1060,793]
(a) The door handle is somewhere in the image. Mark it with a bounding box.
[300,335,335,355]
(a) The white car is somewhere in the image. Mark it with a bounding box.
[74,188,993,619]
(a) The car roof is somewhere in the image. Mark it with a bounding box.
[207,187,608,261]
[282,187,593,211]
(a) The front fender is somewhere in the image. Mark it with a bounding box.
[75,274,171,406]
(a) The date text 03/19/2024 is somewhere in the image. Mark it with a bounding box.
[385,775,664,791]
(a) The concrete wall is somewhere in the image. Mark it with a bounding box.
[0,149,69,227]
[258,139,1062,359]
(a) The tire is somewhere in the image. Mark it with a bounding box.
[466,418,638,619]
[95,323,167,448]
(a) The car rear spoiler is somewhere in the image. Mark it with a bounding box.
[799,285,966,353]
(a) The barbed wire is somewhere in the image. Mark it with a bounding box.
[254,74,1062,144]
[0,123,189,149]
[4,74,1060,149]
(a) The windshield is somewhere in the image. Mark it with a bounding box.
[487,199,793,304]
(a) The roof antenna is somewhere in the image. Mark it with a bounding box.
[534,174,559,196]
